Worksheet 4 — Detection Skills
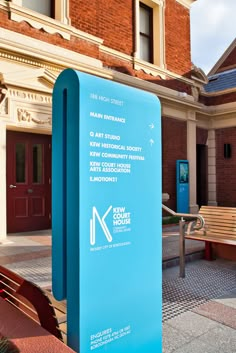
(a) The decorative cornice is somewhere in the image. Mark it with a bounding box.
[8,88,52,104]
[17,109,31,122]
[9,3,71,39]
[205,102,236,115]
[0,67,57,94]
[100,45,198,87]
[0,27,102,72]
[134,58,166,79]
[17,108,51,125]
[0,88,8,115]
[176,0,196,9]
[191,65,208,85]
[0,50,62,73]
[7,3,103,45]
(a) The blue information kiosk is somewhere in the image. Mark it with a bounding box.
[52,69,162,353]
[176,160,189,213]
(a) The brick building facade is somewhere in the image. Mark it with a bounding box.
[200,38,236,208]
[0,0,235,238]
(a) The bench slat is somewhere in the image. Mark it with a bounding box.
[202,225,236,233]
[200,214,236,221]
[204,227,236,234]
[185,205,236,245]
[185,234,236,246]
[200,217,236,224]
[191,229,236,238]
[180,206,236,277]
[200,205,236,212]
[0,265,63,341]
[201,218,236,225]
[200,209,236,214]
[201,211,236,217]
[202,215,236,227]
[190,224,236,236]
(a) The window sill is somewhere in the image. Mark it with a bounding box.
[8,3,103,46]
[9,3,71,39]
[134,58,166,78]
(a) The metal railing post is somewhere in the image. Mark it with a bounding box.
[162,204,205,277]
[179,217,185,278]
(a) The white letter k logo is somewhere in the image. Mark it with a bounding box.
[90,206,112,245]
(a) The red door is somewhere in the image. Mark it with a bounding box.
[7,131,51,233]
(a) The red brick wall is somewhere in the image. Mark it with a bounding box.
[70,0,193,76]
[196,127,208,145]
[0,11,100,59]
[69,0,192,75]
[162,116,187,211]
[70,0,133,55]
[216,128,236,206]
[216,46,236,73]
[200,92,236,106]
[135,71,192,94]
[0,0,194,97]
[165,0,192,75]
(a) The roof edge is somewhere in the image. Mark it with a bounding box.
[208,38,236,76]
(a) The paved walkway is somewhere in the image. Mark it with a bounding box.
[0,228,236,353]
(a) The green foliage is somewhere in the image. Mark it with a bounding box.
[162,216,181,225]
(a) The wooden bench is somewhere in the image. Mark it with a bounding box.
[0,265,63,341]
[0,296,75,353]
[46,290,67,343]
[180,206,236,276]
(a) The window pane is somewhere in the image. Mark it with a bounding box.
[139,4,153,63]
[140,36,150,62]
[33,144,43,184]
[140,6,150,35]
[16,143,26,183]
[22,0,52,17]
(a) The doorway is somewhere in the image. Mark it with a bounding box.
[7,131,51,233]
[196,144,207,207]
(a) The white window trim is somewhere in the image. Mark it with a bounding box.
[134,0,165,74]
[9,0,70,39]
[11,0,70,24]
[7,0,103,45]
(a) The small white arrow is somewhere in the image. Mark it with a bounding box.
[150,139,154,146]
[149,123,155,129]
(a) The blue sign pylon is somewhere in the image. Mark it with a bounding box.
[52,69,162,353]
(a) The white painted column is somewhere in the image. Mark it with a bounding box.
[187,111,198,214]
[0,122,7,241]
[207,129,217,205]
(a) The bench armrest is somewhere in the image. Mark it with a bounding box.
[185,220,196,235]
[185,220,207,236]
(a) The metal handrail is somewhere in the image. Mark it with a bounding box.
[162,204,205,229]
[162,204,205,278]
